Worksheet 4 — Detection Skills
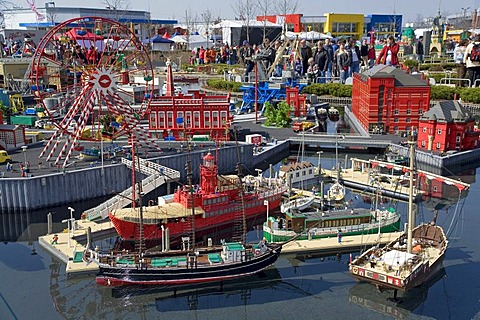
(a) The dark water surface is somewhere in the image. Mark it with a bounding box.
[1,162,479,320]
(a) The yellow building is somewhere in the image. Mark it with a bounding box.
[324,13,364,40]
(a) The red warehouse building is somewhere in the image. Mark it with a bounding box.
[351,65,431,134]
[417,100,479,152]
[147,63,232,141]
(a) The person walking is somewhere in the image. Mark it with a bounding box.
[464,35,480,87]
[324,38,334,81]
[313,41,329,83]
[454,39,468,86]
[360,38,369,69]
[300,39,312,76]
[337,230,342,243]
[376,35,400,67]
[335,42,350,84]
[242,41,254,82]
[346,39,361,76]
[367,43,376,68]
[415,36,424,63]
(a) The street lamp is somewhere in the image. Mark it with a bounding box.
[21,145,28,166]
[61,207,75,248]
[316,151,323,177]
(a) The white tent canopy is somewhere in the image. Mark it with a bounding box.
[171,34,210,50]
[212,19,282,46]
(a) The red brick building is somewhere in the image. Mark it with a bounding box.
[417,100,479,152]
[351,65,431,134]
[147,64,232,141]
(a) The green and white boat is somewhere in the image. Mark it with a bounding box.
[263,207,401,243]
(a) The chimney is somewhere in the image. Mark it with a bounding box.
[164,59,174,96]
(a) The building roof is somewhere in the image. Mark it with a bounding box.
[280,161,313,172]
[0,124,20,131]
[359,65,429,87]
[419,100,474,123]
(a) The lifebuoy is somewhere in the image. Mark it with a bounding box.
[254,249,261,255]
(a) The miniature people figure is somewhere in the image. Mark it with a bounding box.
[337,230,342,243]
[52,234,59,245]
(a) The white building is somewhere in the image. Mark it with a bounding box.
[1,5,176,42]
[279,161,315,186]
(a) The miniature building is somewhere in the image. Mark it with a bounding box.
[279,161,315,185]
[147,63,232,141]
[286,87,307,117]
[0,124,26,149]
[351,65,431,134]
[417,100,479,152]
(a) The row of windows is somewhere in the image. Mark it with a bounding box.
[393,118,412,123]
[204,196,228,206]
[393,109,424,115]
[150,111,228,128]
[317,217,370,228]
[289,169,314,179]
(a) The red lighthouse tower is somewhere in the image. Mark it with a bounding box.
[200,153,218,194]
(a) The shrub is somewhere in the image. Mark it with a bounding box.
[430,85,458,100]
[205,79,242,92]
[302,83,352,97]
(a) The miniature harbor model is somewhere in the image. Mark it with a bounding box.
[348,133,449,296]
[109,152,288,242]
[263,206,401,243]
[85,142,282,286]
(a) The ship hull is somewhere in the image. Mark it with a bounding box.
[264,217,401,243]
[110,194,283,241]
[96,246,281,286]
[349,224,447,292]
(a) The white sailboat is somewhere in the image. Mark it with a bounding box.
[280,195,315,213]
[349,132,449,297]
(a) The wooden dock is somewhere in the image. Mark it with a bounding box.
[38,219,115,275]
[282,232,404,255]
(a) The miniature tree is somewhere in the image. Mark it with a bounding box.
[275,101,292,128]
[263,101,276,126]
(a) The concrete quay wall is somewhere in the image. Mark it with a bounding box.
[0,144,256,212]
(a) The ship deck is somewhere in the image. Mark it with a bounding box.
[111,202,205,221]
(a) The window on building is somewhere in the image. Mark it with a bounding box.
[437,129,442,135]
[186,111,192,127]
[149,113,157,127]
[167,111,174,128]
[193,111,200,127]
[456,135,461,143]
[296,172,299,178]
[406,109,411,115]
[419,109,423,115]
[204,111,210,127]
[448,128,451,134]
[433,186,438,192]
[394,118,399,123]
[212,111,219,127]
[423,127,426,133]
[220,111,227,126]
[436,142,441,149]
[393,126,399,131]
[394,109,399,115]
[421,140,425,147]
[159,111,165,127]
[406,118,411,123]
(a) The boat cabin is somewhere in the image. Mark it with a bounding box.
[283,208,377,233]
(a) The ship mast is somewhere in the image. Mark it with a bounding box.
[185,135,196,251]
[407,129,416,254]
[234,130,247,242]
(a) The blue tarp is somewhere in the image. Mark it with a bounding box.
[142,35,174,44]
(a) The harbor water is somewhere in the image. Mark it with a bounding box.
[0,159,479,320]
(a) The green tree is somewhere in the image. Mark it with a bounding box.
[275,101,292,128]
[263,101,275,126]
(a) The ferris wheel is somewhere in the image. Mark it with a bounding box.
[33,17,158,167]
